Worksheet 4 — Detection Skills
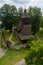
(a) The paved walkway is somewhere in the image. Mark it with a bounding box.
[0,48,8,59]
[15,59,26,65]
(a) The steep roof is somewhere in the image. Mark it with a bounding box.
[21,9,30,18]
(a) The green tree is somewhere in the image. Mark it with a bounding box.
[40,16,43,28]
[0,4,17,32]
[25,42,43,65]
[10,5,18,26]
[18,7,23,16]
[28,6,42,35]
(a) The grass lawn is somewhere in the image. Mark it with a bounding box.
[0,29,43,65]
[0,30,29,65]
[11,33,22,46]
[0,31,1,48]
[0,31,4,48]
[0,48,28,65]
[3,30,11,41]
[0,30,11,48]
[11,34,18,42]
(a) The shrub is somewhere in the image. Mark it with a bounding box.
[27,35,43,49]
[27,36,39,48]
[37,30,43,38]
[30,40,41,48]
[29,36,35,41]
[25,45,43,65]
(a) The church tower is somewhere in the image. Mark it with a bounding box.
[15,9,32,41]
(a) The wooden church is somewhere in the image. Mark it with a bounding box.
[15,9,32,41]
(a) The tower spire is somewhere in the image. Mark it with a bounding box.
[24,4,26,13]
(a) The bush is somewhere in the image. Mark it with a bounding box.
[25,45,43,65]
[28,40,41,48]
[29,36,35,41]
[27,36,39,48]
[37,30,43,38]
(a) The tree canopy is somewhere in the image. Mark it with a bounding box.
[28,6,42,35]
[40,16,43,28]
[0,4,17,32]
[0,4,42,33]
[18,7,23,16]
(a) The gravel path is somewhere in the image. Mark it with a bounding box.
[15,59,26,65]
[0,48,8,59]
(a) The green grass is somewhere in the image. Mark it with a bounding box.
[14,41,21,46]
[11,34,18,42]
[3,30,11,41]
[0,30,43,65]
[0,30,11,48]
[0,31,4,48]
[0,31,3,48]
[0,31,1,48]
[0,48,28,65]
[11,33,22,46]
[0,30,29,65]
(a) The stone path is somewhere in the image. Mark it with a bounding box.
[15,59,26,65]
[0,48,8,58]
